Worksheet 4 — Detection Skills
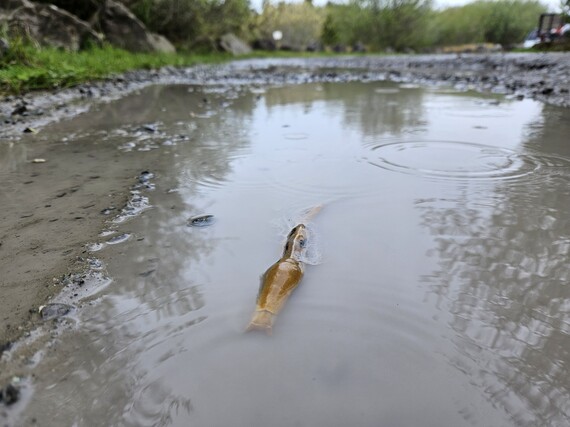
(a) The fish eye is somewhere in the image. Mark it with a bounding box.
[299,239,306,248]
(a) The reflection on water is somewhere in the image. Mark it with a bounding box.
[8,82,570,427]
[419,106,570,426]
[264,82,427,140]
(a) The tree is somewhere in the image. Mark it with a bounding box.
[254,2,325,50]
[126,0,252,48]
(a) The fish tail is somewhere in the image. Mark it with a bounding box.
[246,310,274,335]
[300,204,323,223]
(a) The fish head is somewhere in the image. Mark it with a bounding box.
[283,224,307,258]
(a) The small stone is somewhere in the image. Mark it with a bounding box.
[32,158,46,163]
[138,171,154,184]
[11,104,27,116]
[0,342,11,356]
[188,214,215,227]
[38,303,73,321]
[139,269,155,277]
[142,124,157,133]
[0,383,20,405]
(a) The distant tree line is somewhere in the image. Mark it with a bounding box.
[322,0,546,50]
[35,0,548,51]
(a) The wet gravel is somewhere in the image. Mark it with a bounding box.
[1,53,569,138]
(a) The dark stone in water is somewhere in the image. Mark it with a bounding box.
[107,233,131,244]
[0,341,11,356]
[139,269,155,277]
[39,303,73,321]
[138,171,154,184]
[87,258,103,269]
[188,214,215,227]
[11,104,27,116]
[0,383,20,406]
[141,124,158,133]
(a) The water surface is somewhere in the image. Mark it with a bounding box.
[10,81,570,427]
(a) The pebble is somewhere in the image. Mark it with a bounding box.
[38,303,73,321]
[188,214,215,227]
[0,383,19,406]
[141,123,158,133]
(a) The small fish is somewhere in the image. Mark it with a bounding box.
[246,224,309,335]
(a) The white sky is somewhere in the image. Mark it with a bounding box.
[432,0,562,10]
[250,0,563,12]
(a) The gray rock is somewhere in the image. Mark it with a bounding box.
[39,303,74,320]
[98,0,175,53]
[219,33,252,56]
[0,383,19,406]
[188,214,215,227]
[7,1,103,51]
[148,32,176,54]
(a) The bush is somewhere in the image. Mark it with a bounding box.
[125,0,252,49]
[431,0,546,47]
[322,0,433,51]
[253,1,326,50]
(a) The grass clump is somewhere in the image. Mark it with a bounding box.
[0,44,229,94]
[0,42,352,95]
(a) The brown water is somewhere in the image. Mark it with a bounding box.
[6,81,570,426]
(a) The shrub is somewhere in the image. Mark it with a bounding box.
[431,0,546,47]
[253,1,326,50]
[322,0,433,51]
[125,0,252,49]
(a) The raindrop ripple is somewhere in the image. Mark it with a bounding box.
[366,140,570,182]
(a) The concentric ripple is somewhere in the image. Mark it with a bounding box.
[366,140,570,181]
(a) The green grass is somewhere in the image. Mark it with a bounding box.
[0,44,231,94]
[0,44,374,95]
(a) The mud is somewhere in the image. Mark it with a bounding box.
[0,131,155,349]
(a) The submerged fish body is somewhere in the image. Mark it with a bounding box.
[247,224,308,334]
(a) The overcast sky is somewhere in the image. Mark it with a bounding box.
[250,0,562,12]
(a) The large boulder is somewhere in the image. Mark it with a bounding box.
[97,0,175,53]
[5,0,103,51]
[219,33,251,56]
[148,33,176,54]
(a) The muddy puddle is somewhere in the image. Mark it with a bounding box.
[2,81,570,427]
